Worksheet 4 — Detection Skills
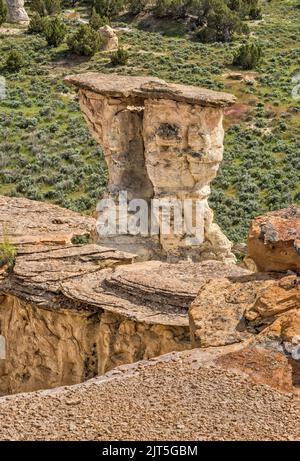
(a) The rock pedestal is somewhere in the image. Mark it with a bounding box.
[66,73,236,262]
[6,0,29,24]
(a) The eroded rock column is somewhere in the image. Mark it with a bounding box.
[66,73,236,262]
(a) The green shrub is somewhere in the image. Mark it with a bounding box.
[27,13,46,34]
[89,7,109,30]
[5,50,25,71]
[233,41,262,69]
[127,0,149,15]
[94,0,125,19]
[31,0,47,16]
[110,47,129,66]
[196,0,249,43]
[249,5,262,19]
[0,227,17,268]
[0,0,7,26]
[43,17,66,46]
[67,24,102,56]
[44,0,61,15]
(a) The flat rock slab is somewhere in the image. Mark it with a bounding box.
[62,260,250,326]
[65,73,236,107]
[0,244,135,310]
[0,195,96,247]
[0,27,25,35]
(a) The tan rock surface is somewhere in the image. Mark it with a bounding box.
[0,195,96,247]
[189,273,271,348]
[0,223,248,394]
[99,25,118,51]
[0,348,298,441]
[248,205,300,274]
[65,73,236,107]
[62,259,250,325]
[216,345,294,393]
[189,271,300,361]
[6,0,29,23]
[65,73,236,261]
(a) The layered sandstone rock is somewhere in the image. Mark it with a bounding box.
[0,196,96,248]
[65,73,236,262]
[0,195,252,394]
[0,236,248,394]
[99,25,118,51]
[247,205,300,274]
[6,0,29,24]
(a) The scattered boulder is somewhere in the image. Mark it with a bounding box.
[189,273,266,348]
[98,25,118,51]
[247,205,300,274]
[6,0,29,24]
[216,345,294,393]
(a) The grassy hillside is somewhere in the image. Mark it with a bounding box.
[0,0,299,242]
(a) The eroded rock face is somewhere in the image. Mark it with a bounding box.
[247,205,300,274]
[0,294,190,395]
[0,240,193,394]
[0,197,249,395]
[189,272,300,368]
[6,0,29,24]
[99,25,118,51]
[65,73,236,262]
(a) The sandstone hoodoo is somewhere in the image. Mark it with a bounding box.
[5,0,29,24]
[65,73,236,262]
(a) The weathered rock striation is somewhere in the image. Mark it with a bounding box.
[0,196,249,394]
[0,250,246,393]
[65,73,236,262]
[6,0,29,24]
